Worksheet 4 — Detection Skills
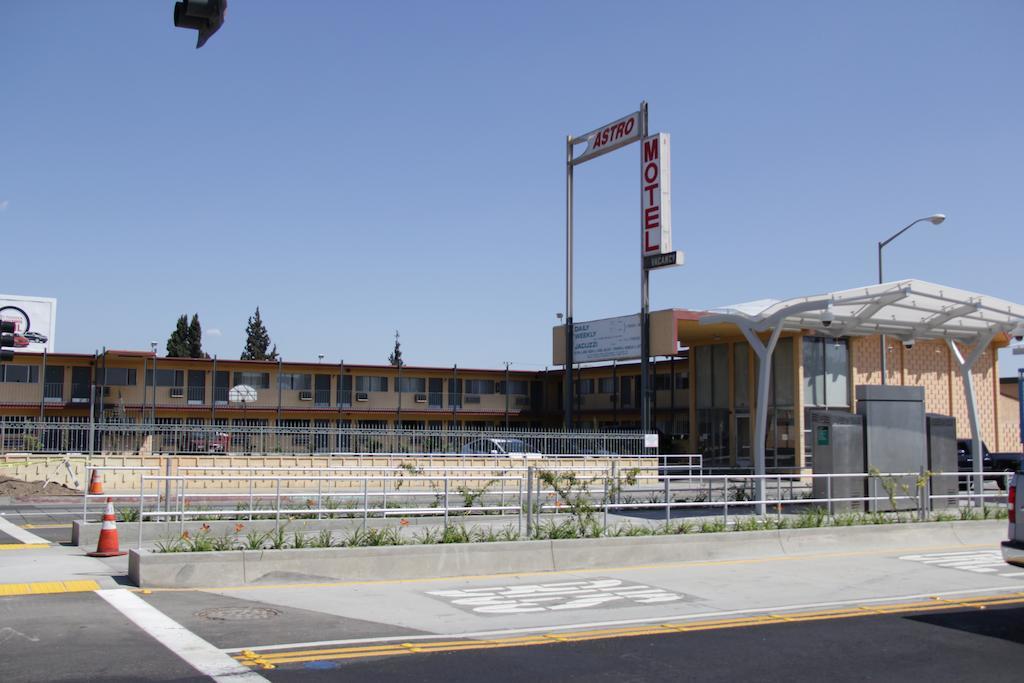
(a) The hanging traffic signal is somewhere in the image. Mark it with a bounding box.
[0,321,15,362]
[173,0,227,49]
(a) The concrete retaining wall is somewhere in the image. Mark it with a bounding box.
[128,519,1007,588]
[2,454,657,493]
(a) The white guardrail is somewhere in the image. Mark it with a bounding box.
[73,460,1011,549]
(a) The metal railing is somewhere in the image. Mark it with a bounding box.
[1,420,652,456]
[73,465,1011,548]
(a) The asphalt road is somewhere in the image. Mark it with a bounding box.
[0,511,1022,682]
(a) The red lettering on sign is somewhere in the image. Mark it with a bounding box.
[645,206,660,230]
[645,230,659,251]
[644,182,659,204]
[625,118,635,135]
[644,162,658,184]
[615,122,626,138]
[643,138,659,163]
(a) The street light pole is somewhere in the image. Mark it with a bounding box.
[877,214,946,384]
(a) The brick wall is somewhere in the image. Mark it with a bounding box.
[850,336,1000,447]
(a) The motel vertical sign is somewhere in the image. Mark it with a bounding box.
[641,133,681,269]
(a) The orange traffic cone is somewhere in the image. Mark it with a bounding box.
[88,498,127,557]
[88,469,104,495]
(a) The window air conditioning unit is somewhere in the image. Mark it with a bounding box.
[465,395,481,404]
[356,392,369,402]
[414,393,427,403]
[170,388,184,398]
[299,390,313,401]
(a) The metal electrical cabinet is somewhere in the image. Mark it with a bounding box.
[926,413,958,511]
[855,385,926,512]
[810,411,865,513]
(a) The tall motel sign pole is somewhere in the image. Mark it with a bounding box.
[565,102,682,432]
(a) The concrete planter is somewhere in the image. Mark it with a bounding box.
[127,519,1005,588]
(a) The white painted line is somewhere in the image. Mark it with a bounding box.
[0,516,50,545]
[96,589,267,682]
[225,584,1023,654]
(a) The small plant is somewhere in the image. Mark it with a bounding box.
[243,529,270,550]
[832,513,859,527]
[993,507,1009,520]
[154,537,185,553]
[732,516,761,532]
[699,519,727,533]
[413,527,442,545]
[210,533,238,551]
[311,529,336,548]
[660,520,694,535]
[440,525,472,544]
[180,525,215,552]
[761,516,791,530]
[291,530,310,549]
[345,527,404,547]
[533,519,582,540]
[794,507,827,528]
[959,506,979,521]
[118,506,140,523]
[471,525,519,543]
[269,525,289,550]
[932,510,956,522]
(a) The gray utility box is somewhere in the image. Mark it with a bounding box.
[856,385,926,512]
[926,413,958,511]
[810,410,865,513]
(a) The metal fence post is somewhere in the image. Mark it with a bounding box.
[362,477,368,531]
[139,475,146,549]
[317,477,323,520]
[664,473,670,523]
[82,467,90,524]
[248,477,254,521]
[179,474,187,539]
[918,467,927,521]
[275,477,281,536]
[443,476,449,531]
[526,466,534,538]
[826,476,832,517]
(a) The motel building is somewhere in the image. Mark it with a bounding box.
[0,280,1021,473]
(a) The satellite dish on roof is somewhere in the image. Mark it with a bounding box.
[229,385,258,403]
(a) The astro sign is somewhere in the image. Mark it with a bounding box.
[641,133,672,258]
[573,111,642,165]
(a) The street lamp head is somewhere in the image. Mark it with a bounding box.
[927,214,946,225]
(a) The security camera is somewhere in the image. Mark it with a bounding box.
[821,306,834,328]
[903,339,915,350]
[1012,324,1024,342]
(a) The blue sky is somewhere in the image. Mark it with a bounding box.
[2,1,1022,374]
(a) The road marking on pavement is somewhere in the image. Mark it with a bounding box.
[0,580,100,596]
[231,590,1024,668]
[898,550,1024,577]
[0,516,50,545]
[140,542,997,594]
[427,578,685,614]
[96,589,270,682]
[0,544,51,550]
[226,584,1021,655]
[21,523,71,529]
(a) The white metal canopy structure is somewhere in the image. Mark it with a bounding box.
[700,280,1024,512]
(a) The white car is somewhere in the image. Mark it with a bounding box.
[460,438,542,459]
[1002,472,1024,567]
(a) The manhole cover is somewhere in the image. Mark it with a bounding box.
[195,607,281,621]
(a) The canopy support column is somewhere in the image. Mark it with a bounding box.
[738,323,784,517]
[945,331,996,508]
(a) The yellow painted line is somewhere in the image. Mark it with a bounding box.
[0,544,50,550]
[236,592,1024,667]
[22,523,71,529]
[138,542,997,594]
[0,580,100,597]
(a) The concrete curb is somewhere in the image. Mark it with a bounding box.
[128,519,1007,588]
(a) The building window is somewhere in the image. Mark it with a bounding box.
[654,374,672,391]
[498,380,529,395]
[464,379,495,395]
[145,369,184,387]
[597,377,616,394]
[356,376,388,393]
[803,337,850,407]
[398,377,426,393]
[96,368,136,386]
[577,378,595,395]
[1,365,39,383]
[278,373,311,390]
[233,372,270,389]
[675,371,689,391]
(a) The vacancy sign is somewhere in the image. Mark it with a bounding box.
[641,133,673,259]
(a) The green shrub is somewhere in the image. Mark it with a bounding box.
[699,519,727,534]
[794,507,827,528]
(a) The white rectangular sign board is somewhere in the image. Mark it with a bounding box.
[641,133,672,257]
[573,111,642,165]
[0,294,57,353]
[572,314,642,363]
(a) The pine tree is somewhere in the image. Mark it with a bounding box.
[388,330,404,367]
[241,307,278,361]
[166,315,190,357]
[187,314,204,359]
